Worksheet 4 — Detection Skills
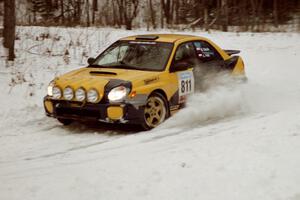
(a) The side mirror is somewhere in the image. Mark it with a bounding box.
[170,61,189,72]
[87,57,96,65]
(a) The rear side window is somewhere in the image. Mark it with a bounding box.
[174,42,197,63]
[193,41,222,62]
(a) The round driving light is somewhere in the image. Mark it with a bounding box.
[63,87,74,100]
[75,88,86,101]
[52,86,62,99]
[47,81,55,96]
[87,89,99,103]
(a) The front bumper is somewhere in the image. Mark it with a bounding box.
[43,96,146,124]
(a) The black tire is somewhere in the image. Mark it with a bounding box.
[57,118,73,126]
[141,92,169,130]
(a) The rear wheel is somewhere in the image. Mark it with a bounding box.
[57,118,73,126]
[141,92,169,130]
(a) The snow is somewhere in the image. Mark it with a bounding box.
[0,27,300,200]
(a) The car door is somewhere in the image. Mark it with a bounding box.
[169,42,197,104]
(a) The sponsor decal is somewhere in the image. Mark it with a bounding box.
[144,77,159,85]
[177,71,194,103]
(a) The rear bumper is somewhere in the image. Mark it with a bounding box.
[44,96,145,124]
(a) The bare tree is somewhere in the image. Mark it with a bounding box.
[116,0,139,30]
[221,0,229,31]
[60,0,64,23]
[149,0,156,29]
[273,0,278,28]
[92,0,98,24]
[161,0,172,25]
[85,0,90,26]
[3,0,15,61]
[111,0,120,27]
[250,0,263,31]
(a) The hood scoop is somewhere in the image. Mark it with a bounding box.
[90,71,117,76]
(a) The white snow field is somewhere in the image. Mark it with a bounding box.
[0,27,300,200]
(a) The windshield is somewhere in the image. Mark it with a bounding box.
[91,41,173,71]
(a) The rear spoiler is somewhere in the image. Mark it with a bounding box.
[224,49,240,55]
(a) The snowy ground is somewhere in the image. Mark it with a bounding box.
[0,27,300,200]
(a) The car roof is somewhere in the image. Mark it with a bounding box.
[120,34,206,43]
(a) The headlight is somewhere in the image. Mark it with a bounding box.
[87,89,99,103]
[75,88,86,101]
[63,87,74,100]
[52,86,62,99]
[108,86,129,102]
[47,81,55,96]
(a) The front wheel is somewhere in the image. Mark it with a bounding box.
[141,92,169,130]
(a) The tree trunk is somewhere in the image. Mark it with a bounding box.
[77,0,82,24]
[125,20,132,30]
[273,0,278,28]
[92,0,98,24]
[221,0,228,31]
[116,0,125,27]
[67,0,72,25]
[3,0,9,48]
[149,0,156,29]
[3,0,15,61]
[86,0,90,26]
[161,0,171,25]
[160,2,164,28]
[112,0,119,27]
[204,8,209,31]
[250,0,263,31]
[60,0,64,24]
[171,0,175,28]
[175,0,180,24]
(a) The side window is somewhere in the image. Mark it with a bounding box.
[193,41,222,62]
[174,42,197,65]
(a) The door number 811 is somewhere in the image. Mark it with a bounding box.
[181,79,192,93]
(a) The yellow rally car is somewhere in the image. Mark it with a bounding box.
[44,34,245,129]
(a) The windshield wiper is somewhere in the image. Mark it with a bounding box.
[108,61,139,70]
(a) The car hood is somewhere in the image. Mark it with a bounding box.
[54,67,161,100]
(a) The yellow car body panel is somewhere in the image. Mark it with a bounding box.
[232,57,245,75]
